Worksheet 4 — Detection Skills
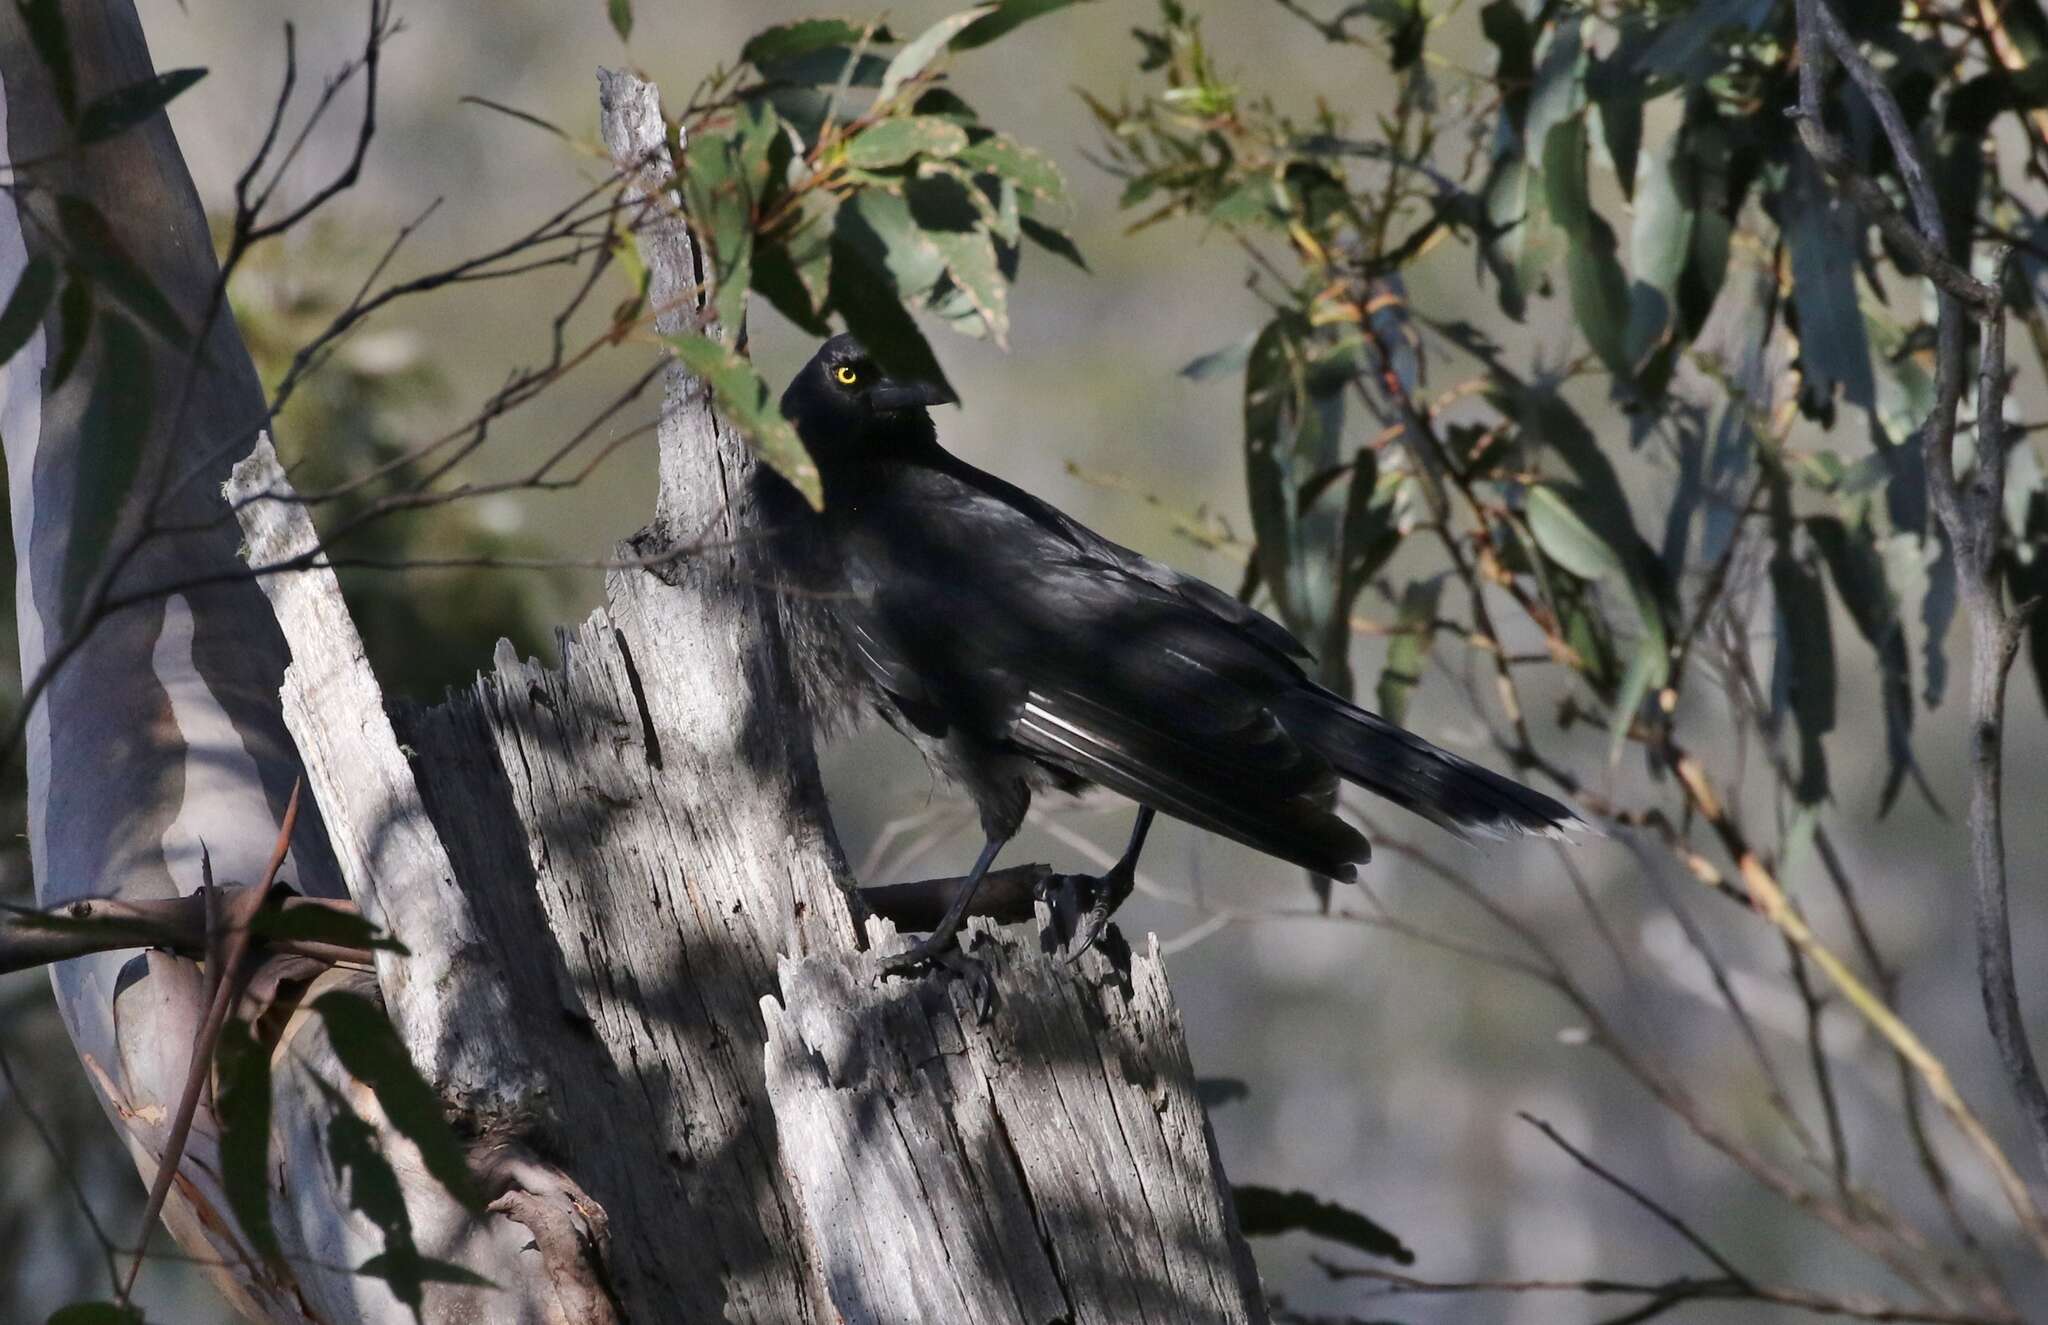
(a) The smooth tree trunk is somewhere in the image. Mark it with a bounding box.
[4,4,1269,1318]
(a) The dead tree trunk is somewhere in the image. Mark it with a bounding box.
[7,7,1269,1316]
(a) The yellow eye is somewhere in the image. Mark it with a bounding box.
[833,365,859,386]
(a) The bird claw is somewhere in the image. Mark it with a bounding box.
[880,933,997,1022]
[1037,863,1136,976]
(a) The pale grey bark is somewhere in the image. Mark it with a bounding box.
[231,436,545,1127]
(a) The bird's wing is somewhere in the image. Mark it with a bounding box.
[834,472,1369,875]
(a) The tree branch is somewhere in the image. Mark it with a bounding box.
[1793,0,2048,1190]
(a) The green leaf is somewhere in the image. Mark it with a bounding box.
[1323,452,1402,698]
[835,186,947,302]
[1785,157,1874,418]
[46,1306,142,1325]
[54,194,188,347]
[1018,215,1086,269]
[666,332,821,505]
[1244,319,1317,636]
[680,103,780,337]
[1233,1184,1413,1264]
[1529,483,1670,759]
[1610,631,1664,763]
[952,0,1086,51]
[1806,515,1915,810]
[827,233,954,394]
[1624,103,1696,370]
[758,48,891,96]
[62,314,150,629]
[1181,333,1257,381]
[956,132,1068,207]
[1542,117,1633,383]
[1769,548,1835,804]
[0,255,58,366]
[76,67,206,144]
[742,17,891,67]
[311,991,479,1212]
[1378,577,1443,726]
[877,6,997,104]
[250,902,409,954]
[215,1019,279,1266]
[1527,484,1624,581]
[927,224,1009,346]
[1600,90,1643,199]
[607,0,632,41]
[1633,0,1775,81]
[843,116,970,169]
[19,0,76,119]
[752,200,836,336]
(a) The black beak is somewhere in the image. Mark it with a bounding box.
[869,377,958,412]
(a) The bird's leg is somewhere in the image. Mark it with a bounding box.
[1047,806,1155,965]
[880,833,1007,979]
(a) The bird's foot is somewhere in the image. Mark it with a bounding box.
[1038,861,1136,975]
[880,932,998,1022]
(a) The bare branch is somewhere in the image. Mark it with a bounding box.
[1794,0,2048,1190]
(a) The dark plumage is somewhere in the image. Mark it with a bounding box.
[755,334,1582,967]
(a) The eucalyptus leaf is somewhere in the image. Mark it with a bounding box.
[877,7,997,105]
[1542,117,1633,383]
[844,115,969,168]
[1018,215,1086,269]
[1378,577,1443,725]
[742,17,890,66]
[1770,548,1836,803]
[1785,157,1875,418]
[667,332,821,506]
[952,0,1087,50]
[956,131,1069,206]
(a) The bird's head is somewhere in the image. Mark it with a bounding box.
[780,334,957,460]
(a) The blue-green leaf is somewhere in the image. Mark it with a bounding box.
[1543,116,1633,383]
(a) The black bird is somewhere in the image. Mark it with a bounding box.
[757,334,1582,973]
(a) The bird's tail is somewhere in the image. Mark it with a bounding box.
[1282,688,1586,842]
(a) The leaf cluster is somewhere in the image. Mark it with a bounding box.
[1086,0,2048,812]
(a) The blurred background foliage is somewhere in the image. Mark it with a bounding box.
[7,0,2048,1321]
